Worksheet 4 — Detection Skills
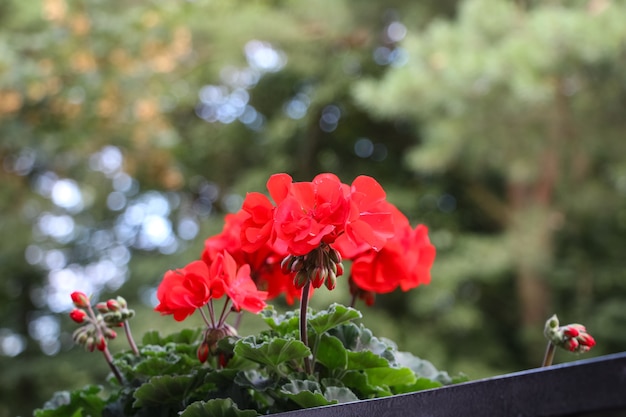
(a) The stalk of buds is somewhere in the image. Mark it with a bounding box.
[542,314,596,367]
[197,324,238,367]
[68,291,139,384]
[281,244,344,291]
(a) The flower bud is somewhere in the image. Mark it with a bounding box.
[95,302,109,313]
[336,262,344,277]
[328,247,341,263]
[96,335,107,351]
[106,299,121,312]
[116,296,128,309]
[71,291,90,308]
[197,342,210,363]
[325,271,337,291]
[294,270,309,289]
[86,336,96,352]
[69,308,87,323]
[281,255,294,275]
[104,328,117,339]
[311,267,327,289]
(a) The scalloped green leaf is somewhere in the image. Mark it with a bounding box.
[280,380,333,408]
[316,334,347,371]
[34,385,106,417]
[234,336,310,370]
[308,304,362,335]
[234,370,277,392]
[364,367,416,387]
[142,328,202,346]
[328,322,361,349]
[179,398,259,417]
[260,306,300,335]
[341,371,391,397]
[392,377,443,394]
[346,350,389,370]
[133,375,195,407]
[323,386,359,404]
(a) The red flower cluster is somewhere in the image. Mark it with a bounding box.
[240,173,395,256]
[156,172,436,318]
[562,324,596,353]
[336,206,436,295]
[203,211,305,305]
[155,252,268,322]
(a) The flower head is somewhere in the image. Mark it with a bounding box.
[155,261,214,321]
[544,314,596,354]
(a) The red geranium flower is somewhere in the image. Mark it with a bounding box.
[208,251,268,314]
[240,173,394,257]
[339,207,435,295]
[203,211,305,304]
[155,260,214,321]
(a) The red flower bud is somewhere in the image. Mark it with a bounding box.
[567,338,579,352]
[197,342,209,363]
[563,326,579,338]
[107,299,121,312]
[96,335,107,351]
[69,308,87,323]
[95,302,109,313]
[71,291,90,308]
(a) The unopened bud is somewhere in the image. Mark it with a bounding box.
[71,291,90,308]
[197,342,209,363]
[86,336,96,352]
[281,255,294,275]
[104,328,117,339]
[69,308,87,323]
[95,302,109,313]
[106,299,121,312]
[311,267,327,289]
[294,270,309,289]
[116,296,128,309]
[336,262,345,277]
[325,271,337,291]
[96,335,107,351]
[328,247,342,264]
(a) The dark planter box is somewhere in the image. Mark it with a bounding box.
[275,352,626,417]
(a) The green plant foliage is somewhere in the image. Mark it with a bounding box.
[34,386,107,417]
[179,399,259,417]
[35,305,459,416]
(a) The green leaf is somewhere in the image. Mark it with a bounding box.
[308,304,362,335]
[328,322,361,349]
[346,350,389,370]
[234,370,278,392]
[142,328,202,346]
[323,386,359,404]
[133,375,195,407]
[260,306,300,335]
[364,367,417,387]
[392,377,443,394]
[280,380,333,408]
[34,385,106,417]
[180,398,259,417]
[315,334,347,371]
[341,371,391,397]
[395,351,458,385]
[234,336,310,370]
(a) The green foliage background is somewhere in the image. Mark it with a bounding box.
[1,0,625,415]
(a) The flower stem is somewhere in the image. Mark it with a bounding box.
[101,345,124,385]
[349,292,357,308]
[123,320,139,356]
[217,298,231,327]
[542,341,556,367]
[199,306,212,328]
[299,281,313,375]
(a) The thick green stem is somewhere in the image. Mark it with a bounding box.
[542,341,556,367]
[299,281,313,375]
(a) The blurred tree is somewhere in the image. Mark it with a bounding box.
[354,0,626,369]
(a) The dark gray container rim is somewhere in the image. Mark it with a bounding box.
[274,351,626,417]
